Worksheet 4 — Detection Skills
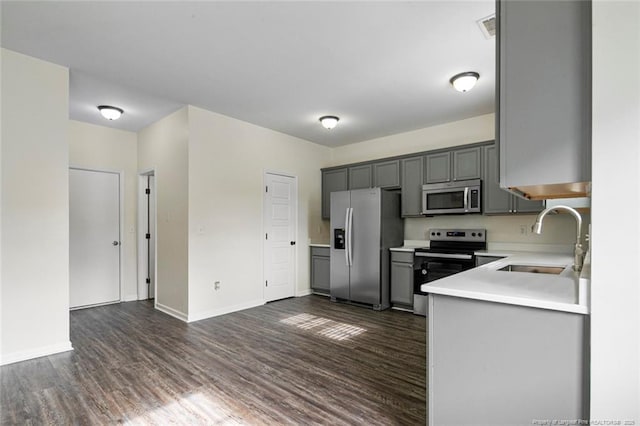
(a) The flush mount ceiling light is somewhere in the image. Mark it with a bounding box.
[97,105,124,120]
[450,72,480,93]
[319,115,340,130]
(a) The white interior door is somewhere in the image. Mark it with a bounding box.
[70,168,121,308]
[149,175,156,299]
[264,173,297,302]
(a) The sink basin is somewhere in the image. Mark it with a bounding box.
[497,264,565,275]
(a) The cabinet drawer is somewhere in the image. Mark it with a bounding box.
[311,246,330,257]
[391,251,414,263]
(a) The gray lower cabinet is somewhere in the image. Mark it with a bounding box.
[348,164,372,189]
[427,294,588,425]
[452,146,481,181]
[483,144,544,215]
[321,168,348,219]
[390,251,414,308]
[310,246,330,295]
[401,156,424,217]
[373,160,401,189]
[475,255,505,267]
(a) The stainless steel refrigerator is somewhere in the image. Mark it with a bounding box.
[330,188,403,310]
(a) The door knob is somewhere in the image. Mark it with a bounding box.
[112,241,120,246]
[290,241,296,246]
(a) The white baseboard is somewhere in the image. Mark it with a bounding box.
[296,289,313,297]
[188,299,264,323]
[122,294,138,302]
[0,341,73,366]
[155,303,188,322]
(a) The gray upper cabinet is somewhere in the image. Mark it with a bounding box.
[483,144,512,214]
[483,143,544,215]
[373,160,401,189]
[321,168,348,219]
[348,165,372,190]
[424,152,451,183]
[401,156,424,217]
[513,195,545,214]
[322,141,492,219]
[453,147,481,181]
[498,0,591,199]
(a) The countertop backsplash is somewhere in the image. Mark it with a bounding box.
[315,211,590,252]
[405,212,590,252]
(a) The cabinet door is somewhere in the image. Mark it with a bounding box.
[453,147,481,181]
[373,160,401,189]
[499,0,591,190]
[476,255,505,267]
[321,168,348,219]
[311,255,330,293]
[348,165,372,189]
[401,156,424,217]
[482,144,512,215]
[513,195,545,214]
[391,262,414,306]
[424,152,451,183]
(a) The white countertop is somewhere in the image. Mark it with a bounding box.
[309,243,330,248]
[421,251,590,315]
[390,240,429,252]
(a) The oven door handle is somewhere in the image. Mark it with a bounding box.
[415,252,473,260]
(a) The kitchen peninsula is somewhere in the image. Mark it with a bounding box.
[422,251,590,425]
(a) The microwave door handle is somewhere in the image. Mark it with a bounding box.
[464,187,469,211]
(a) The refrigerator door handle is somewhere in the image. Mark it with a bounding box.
[347,207,354,266]
[344,208,350,266]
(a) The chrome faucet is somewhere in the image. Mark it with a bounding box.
[531,205,584,271]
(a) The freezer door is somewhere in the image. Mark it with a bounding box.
[330,190,350,301]
[349,188,382,305]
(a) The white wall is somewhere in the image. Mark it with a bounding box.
[329,113,495,165]
[69,120,138,301]
[0,49,71,365]
[137,107,189,320]
[187,106,331,321]
[590,1,640,419]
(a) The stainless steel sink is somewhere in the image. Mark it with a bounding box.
[497,264,565,275]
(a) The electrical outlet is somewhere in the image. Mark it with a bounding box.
[214,281,221,291]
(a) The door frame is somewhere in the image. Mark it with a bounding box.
[69,166,125,306]
[262,170,298,302]
[137,168,158,305]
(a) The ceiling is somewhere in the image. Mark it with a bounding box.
[1,1,495,147]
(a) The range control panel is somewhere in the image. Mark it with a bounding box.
[428,228,486,242]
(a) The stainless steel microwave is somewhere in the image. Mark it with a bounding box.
[421,179,482,215]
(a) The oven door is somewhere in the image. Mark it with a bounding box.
[414,253,475,286]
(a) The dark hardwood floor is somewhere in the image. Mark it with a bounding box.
[1,295,426,425]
